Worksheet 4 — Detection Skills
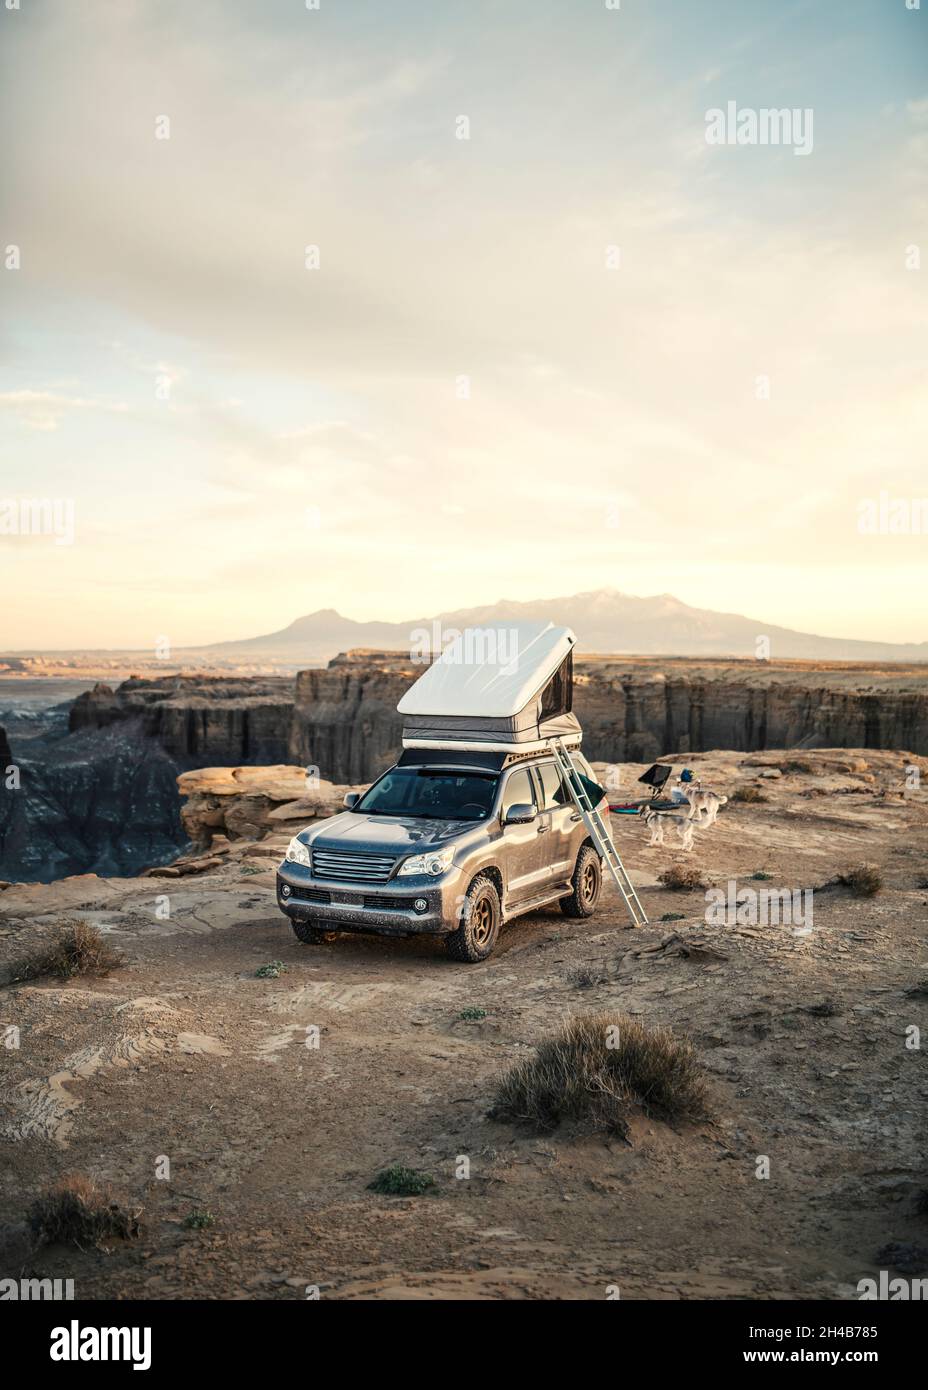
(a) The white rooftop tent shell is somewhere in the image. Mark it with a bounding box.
[398,622,581,753]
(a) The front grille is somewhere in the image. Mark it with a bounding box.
[311,847,397,884]
[362,894,418,911]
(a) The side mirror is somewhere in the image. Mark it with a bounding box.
[504,802,536,825]
[343,792,360,810]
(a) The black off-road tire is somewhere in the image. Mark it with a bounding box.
[560,844,602,919]
[446,873,501,963]
[290,918,335,945]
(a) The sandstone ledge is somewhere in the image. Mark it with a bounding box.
[176,764,366,853]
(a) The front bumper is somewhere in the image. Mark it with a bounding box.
[275,860,464,936]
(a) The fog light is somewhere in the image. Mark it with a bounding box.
[281,884,291,898]
[414,898,428,913]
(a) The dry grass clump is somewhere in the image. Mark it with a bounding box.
[367,1165,435,1197]
[731,785,768,804]
[28,1176,141,1247]
[836,864,884,897]
[492,1011,708,1137]
[12,919,124,982]
[658,865,706,892]
[565,964,608,990]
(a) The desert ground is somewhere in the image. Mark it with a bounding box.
[1,748,926,1300]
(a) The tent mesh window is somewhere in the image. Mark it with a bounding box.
[539,652,573,722]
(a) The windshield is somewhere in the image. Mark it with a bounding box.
[354,767,499,821]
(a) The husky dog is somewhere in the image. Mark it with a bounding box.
[681,788,728,826]
[643,806,695,851]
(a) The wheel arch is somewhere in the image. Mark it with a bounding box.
[469,864,503,900]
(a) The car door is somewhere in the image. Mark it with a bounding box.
[498,766,548,906]
[534,760,582,886]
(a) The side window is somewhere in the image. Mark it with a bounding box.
[501,768,535,816]
[536,763,568,809]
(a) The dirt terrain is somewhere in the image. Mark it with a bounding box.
[1,748,926,1300]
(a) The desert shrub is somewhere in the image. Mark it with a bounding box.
[255,960,287,978]
[731,785,768,804]
[459,1006,487,1021]
[751,871,774,881]
[367,1165,435,1197]
[28,1176,141,1247]
[660,912,686,922]
[659,865,706,892]
[837,864,884,897]
[183,1209,214,1230]
[492,1011,708,1137]
[565,964,606,990]
[12,920,124,983]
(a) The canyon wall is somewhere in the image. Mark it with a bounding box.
[68,676,294,765]
[571,667,928,765]
[0,719,187,883]
[66,655,928,787]
[5,652,924,882]
[288,656,928,776]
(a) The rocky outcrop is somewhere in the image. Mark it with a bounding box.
[69,674,294,765]
[288,652,413,785]
[175,765,366,851]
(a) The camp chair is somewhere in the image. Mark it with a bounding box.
[609,763,677,815]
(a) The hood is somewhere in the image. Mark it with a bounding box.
[302,811,479,857]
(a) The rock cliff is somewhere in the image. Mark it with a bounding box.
[67,654,928,785]
[289,654,928,776]
[5,653,925,883]
[69,674,294,764]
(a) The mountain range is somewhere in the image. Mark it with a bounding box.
[200,589,927,664]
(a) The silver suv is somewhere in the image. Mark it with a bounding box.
[275,749,608,962]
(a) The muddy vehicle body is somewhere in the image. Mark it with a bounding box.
[276,747,607,962]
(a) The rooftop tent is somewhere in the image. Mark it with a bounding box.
[397,622,581,752]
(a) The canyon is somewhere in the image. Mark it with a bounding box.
[65,651,928,774]
[1,653,926,883]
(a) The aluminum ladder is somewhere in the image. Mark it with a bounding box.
[549,737,648,928]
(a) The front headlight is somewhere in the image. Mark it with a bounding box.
[285,835,311,867]
[397,847,455,877]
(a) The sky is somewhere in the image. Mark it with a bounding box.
[0,0,926,650]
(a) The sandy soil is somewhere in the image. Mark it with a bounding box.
[1,748,926,1301]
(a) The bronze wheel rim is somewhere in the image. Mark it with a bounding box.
[471,895,494,946]
[581,862,597,902]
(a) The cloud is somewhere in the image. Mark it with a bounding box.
[0,390,130,431]
[0,1,925,646]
